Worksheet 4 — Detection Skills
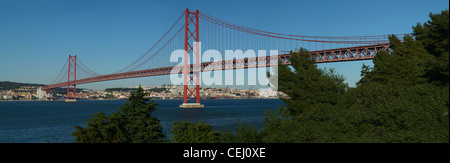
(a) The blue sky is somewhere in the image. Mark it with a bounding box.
[0,0,448,90]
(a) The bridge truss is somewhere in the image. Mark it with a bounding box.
[42,9,399,107]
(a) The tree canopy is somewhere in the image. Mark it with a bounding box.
[72,86,166,143]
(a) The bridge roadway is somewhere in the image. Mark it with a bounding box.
[43,43,390,90]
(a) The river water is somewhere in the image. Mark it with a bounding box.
[0,99,284,143]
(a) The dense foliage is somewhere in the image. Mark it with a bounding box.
[170,121,221,143]
[171,120,263,143]
[72,86,166,143]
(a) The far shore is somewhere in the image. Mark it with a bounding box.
[0,97,280,102]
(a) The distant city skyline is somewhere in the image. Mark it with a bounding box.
[1,0,448,90]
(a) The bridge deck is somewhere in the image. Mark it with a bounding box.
[43,43,390,90]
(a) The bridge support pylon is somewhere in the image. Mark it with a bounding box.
[180,9,203,109]
[65,54,77,103]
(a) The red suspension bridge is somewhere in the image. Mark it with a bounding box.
[41,9,402,108]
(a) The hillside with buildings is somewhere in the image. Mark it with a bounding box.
[0,81,279,100]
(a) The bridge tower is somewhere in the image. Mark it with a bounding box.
[180,9,204,108]
[65,54,77,103]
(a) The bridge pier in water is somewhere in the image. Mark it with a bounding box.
[65,55,77,103]
[180,103,204,108]
[181,9,203,108]
[65,99,77,103]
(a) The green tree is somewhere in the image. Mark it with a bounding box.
[170,120,221,143]
[413,9,449,85]
[276,48,348,117]
[171,120,262,143]
[72,111,125,143]
[358,34,436,86]
[72,86,166,143]
[345,10,449,142]
[260,49,351,143]
[219,120,262,143]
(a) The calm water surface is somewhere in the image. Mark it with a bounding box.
[0,99,284,143]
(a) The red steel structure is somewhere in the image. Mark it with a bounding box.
[41,9,401,107]
[44,43,391,89]
[66,55,77,101]
[183,9,201,106]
